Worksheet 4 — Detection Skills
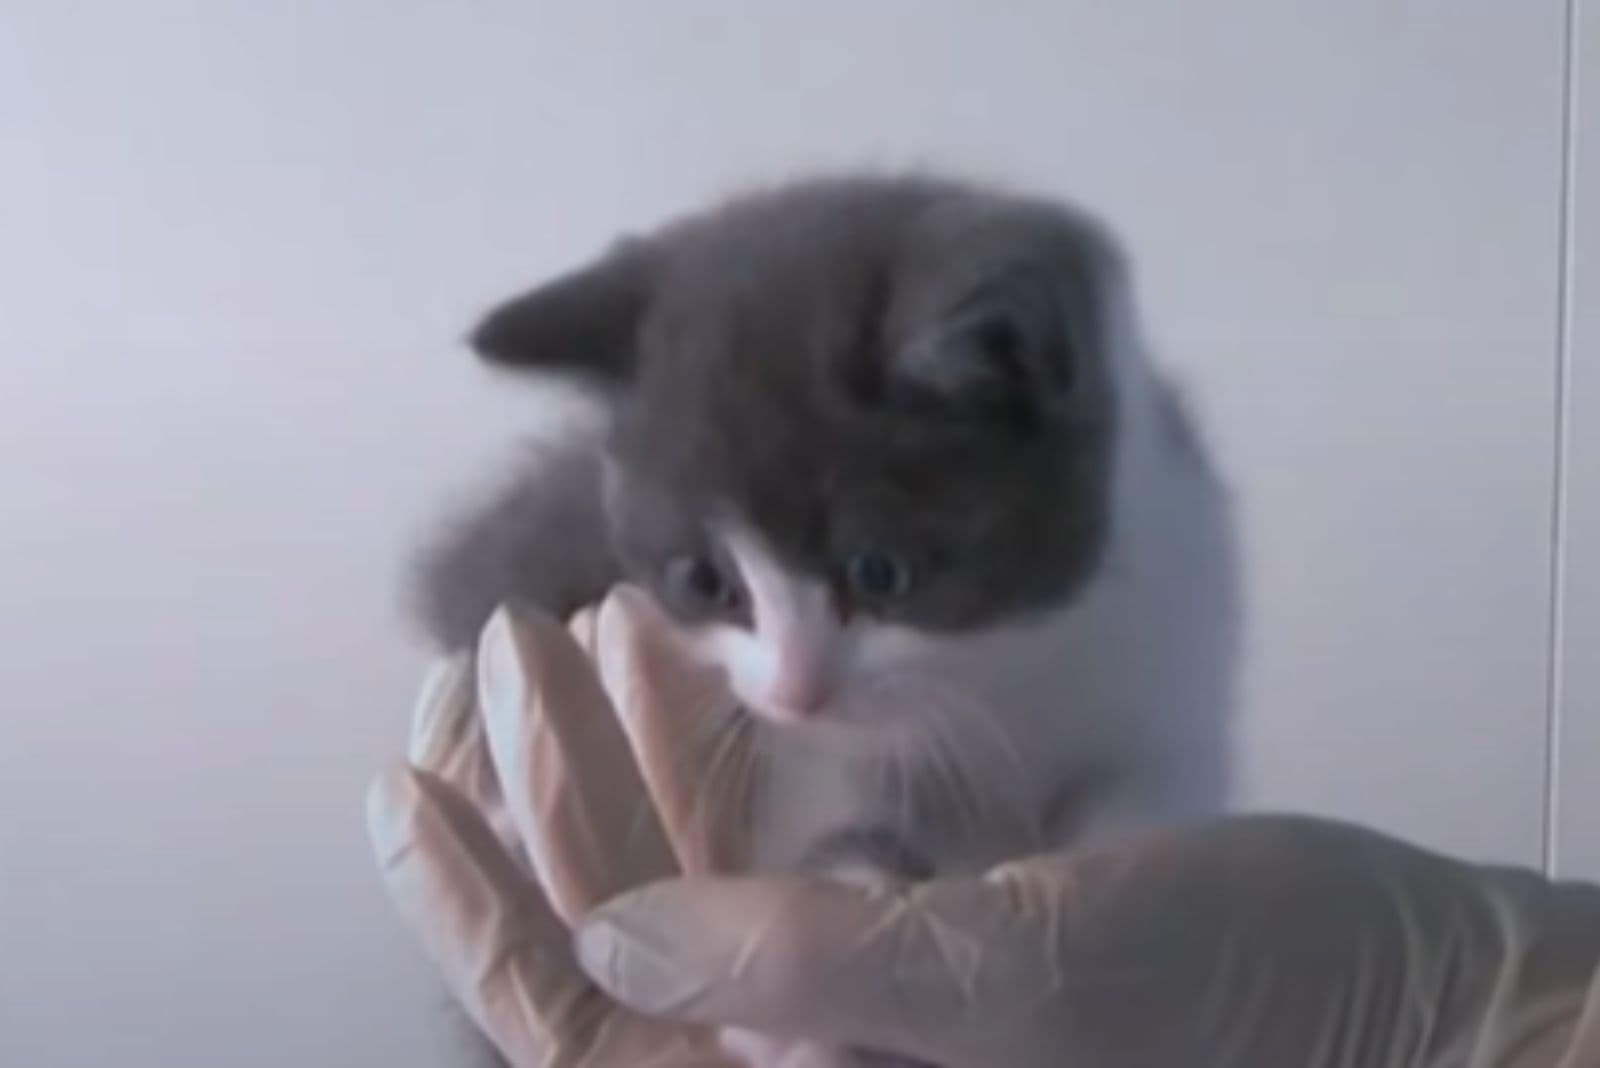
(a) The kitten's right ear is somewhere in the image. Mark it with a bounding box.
[468,240,657,385]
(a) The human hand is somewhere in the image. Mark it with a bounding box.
[575,814,1600,1068]
[365,589,751,1066]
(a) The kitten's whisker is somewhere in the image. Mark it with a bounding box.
[879,732,914,849]
[947,696,1030,782]
[730,717,760,865]
[724,715,759,857]
[923,712,985,840]
[695,714,741,837]
[609,697,747,873]
[691,707,757,870]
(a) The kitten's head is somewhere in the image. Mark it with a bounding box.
[470,176,1139,726]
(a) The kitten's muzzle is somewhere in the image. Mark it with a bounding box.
[762,672,831,720]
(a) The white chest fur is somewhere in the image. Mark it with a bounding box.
[726,376,1242,877]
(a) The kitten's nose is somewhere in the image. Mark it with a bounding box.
[766,673,830,718]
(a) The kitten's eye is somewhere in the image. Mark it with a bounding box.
[843,550,913,600]
[663,554,739,613]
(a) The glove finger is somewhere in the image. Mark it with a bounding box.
[567,602,602,655]
[569,869,979,1061]
[572,869,1049,1066]
[369,765,742,1068]
[406,653,522,861]
[477,605,679,926]
[367,764,621,1067]
[406,655,475,771]
[594,586,753,874]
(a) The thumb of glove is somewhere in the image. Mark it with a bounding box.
[573,868,1068,1068]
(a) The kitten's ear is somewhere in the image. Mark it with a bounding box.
[896,270,1086,422]
[468,240,657,385]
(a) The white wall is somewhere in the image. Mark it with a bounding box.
[0,4,1587,1067]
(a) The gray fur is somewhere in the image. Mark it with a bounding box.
[412,438,618,650]
[417,174,1130,648]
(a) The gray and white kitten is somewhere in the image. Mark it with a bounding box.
[414,174,1241,1067]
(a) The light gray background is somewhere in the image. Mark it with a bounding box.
[0,4,1590,1067]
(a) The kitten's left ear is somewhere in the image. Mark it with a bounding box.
[896,268,1090,422]
[468,239,658,386]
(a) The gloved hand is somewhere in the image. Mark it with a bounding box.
[575,815,1600,1068]
[366,588,752,1067]
[369,591,1600,1068]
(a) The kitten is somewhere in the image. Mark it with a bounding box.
[413,174,1241,1066]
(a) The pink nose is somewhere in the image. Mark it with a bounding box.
[766,674,829,718]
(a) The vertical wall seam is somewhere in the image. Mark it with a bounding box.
[1543,0,1581,877]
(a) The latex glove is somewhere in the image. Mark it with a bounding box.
[366,588,749,1067]
[575,815,1600,1068]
